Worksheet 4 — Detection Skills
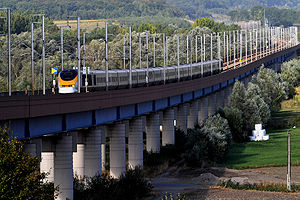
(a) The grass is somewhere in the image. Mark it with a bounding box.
[223,93,300,169]
[223,127,300,169]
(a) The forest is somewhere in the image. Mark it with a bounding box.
[1,0,299,21]
[0,0,184,20]
[229,6,300,26]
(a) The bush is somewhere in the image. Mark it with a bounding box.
[185,114,232,165]
[0,127,57,200]
[221,107,246,142]
[74,167,153,200]
[218,179,300,193]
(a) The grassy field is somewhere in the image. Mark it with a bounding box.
[223,91,300,169]
[53,19,119,31]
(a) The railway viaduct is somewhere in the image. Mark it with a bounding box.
[0,36,299,199]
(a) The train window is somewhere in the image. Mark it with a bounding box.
[60,70,78,81]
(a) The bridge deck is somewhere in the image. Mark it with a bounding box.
[0,45,299,138]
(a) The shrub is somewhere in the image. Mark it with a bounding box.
[221,107,246,142]
[218,179,300,193]
[185,114,232,165]
[74,167,152,200]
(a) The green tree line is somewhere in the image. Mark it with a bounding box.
[0,0,184,20]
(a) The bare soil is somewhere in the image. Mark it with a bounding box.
[151,166,300,199]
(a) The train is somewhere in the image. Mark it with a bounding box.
[58,60,222,94]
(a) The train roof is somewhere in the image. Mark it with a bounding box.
[87,59,221,74]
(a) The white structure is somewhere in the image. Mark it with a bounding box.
[249,124,269,141]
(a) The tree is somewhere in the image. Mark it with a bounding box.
[0,127,57,200]
[185,114,232,165]
[192,17,215,29]
[242,98,261,131]
[281,58,300,97]
[246,82,270,126]
[229,81,246,111]
[251,66,287,111]
[222,107,245,142]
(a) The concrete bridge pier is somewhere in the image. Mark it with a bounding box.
[108,123,126,178]
[53,135,73,200]
[146,113,160,153]
[176,104,188,134]
[73,133,84,178]
[73,128,102,178]
[162,108,175,146]
[40,137,55,183]
[40,152,54,182]
[24,139,41,160]
[216,90,225,110]
[224,86,232,107]
[198,96,208,125]
[84,128,102,177]
[128,117,143,169]
[208,93,217,117]
[187,100,199,129]
[100,126,107,171]
[173,107,178,123]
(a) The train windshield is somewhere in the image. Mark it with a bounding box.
[60,69,78,81]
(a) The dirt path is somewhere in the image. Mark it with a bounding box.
[185,187,300,200]
[151,166,300,199]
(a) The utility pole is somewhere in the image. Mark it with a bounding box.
[163,33,166,84]
[83,32,89,93]
[177,35,180,81]
[195,35,198,63]
[105,21,108,91]
[31,20,35,95]
[190,35,193,79]
[226,34,229,69]
[204,34,206,61]
[42,15,45,95]
[139,35,141,69]
[153,35,155,67]
[146,32,149,84]
[129,27,132,88]
[287,126,296,191]
[166,36,169,66]
[123,35,126,69]
[218,33,221,71]
[211,34,213,75]
[8,8,11,96]
[186,35,189,64]
[245,30,248,65]
[234,31,236,69]
[60,27,64,71]
[201,36,203,76]
[77,17,81,93]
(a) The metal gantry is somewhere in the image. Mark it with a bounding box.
[30,14,45,95]
[0,13,298,96]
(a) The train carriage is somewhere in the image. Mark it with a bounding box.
[59,59,223,93]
